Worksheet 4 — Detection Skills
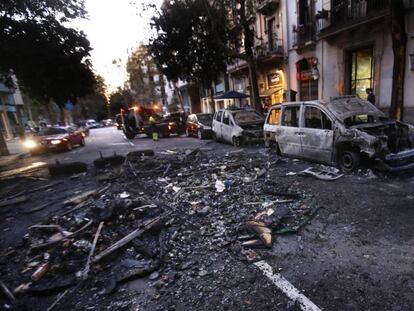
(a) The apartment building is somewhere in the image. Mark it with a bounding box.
[286,0,414,122]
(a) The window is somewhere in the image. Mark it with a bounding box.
[216,111,223,122]
[304,106,332,129]
[282,106,300,127]
[223,112,230,125]
[267,108,281,125]
[348,47,373,100]
[300,79,318,101]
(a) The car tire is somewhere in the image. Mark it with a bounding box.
[125,130,136,140]
[339,149,360,171]
[185,128,190,137]
[66,142,72,151]
[197,130,203,140]
[80,137,85,146]
[232,136,242,147]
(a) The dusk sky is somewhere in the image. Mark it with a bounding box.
[72,0,163,93]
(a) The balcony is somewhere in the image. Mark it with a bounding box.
[319,0,391,38]
[293,23,316,48]
[256,0,280,15]
[254,35,284,61]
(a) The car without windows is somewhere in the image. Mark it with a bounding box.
[264,96,414,171]
[212,108,265,147]
[185,113,214,139]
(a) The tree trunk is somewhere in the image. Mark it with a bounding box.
[239,0,262,113]
[389,0,407,121]
[209,84,216,113]
[0,132,10,156]
[173,82,185,112]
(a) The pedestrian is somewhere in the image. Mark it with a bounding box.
[366,88,375,105]
[149,114,158,141]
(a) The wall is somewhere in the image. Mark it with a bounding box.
[403,5,414,123]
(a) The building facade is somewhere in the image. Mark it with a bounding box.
[0,77,25,140]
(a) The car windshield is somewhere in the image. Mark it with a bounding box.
[197,114,213,125]
[38,127,67,135]
[343,114,386,127]
[232,111,264,124]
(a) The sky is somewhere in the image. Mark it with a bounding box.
[71,0,163,94]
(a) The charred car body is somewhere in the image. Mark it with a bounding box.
[122,106,178,139]
[264,96,414,171]
[212,108,264,146]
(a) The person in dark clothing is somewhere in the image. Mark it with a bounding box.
[366,88,376,105]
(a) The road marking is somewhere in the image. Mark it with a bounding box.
[254,260,321,311]
[109,143,130,146]
[122,134,135,146]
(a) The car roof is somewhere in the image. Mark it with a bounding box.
[271,97,384,120]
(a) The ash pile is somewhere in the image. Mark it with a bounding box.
[0,149,319,310]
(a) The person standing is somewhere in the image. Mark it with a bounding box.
[366,88,376,106]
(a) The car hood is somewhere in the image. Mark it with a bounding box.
[38,134,68,141]
[325,98,384,121]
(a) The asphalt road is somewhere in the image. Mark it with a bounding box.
[23,126,240,166]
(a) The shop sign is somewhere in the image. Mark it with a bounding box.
[267,72,281,87]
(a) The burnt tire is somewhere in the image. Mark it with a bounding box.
[125,130,136,140]
[48,162,87,176]
[232,136,243,147]
[338,149,360,171]
[94,155,125,169]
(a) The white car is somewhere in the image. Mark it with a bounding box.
[212,108,265,146]
[263,96,414,171]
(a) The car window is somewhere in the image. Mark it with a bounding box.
[304,106,332,130]
[38,127,67,135]
[223,112,230,125]
[344,114,378,127]
[232,111,264,124]
[282,106,300,127]
[197,114,213,126]
[267,107,281,125]
[216,111,223,122]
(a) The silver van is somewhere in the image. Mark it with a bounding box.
[263,96,414,171]
[212,108,264,146]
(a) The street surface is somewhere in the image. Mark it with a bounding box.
[0,126,414,310]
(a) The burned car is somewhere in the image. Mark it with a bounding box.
[212,108,264,146]
[264,96,414,171]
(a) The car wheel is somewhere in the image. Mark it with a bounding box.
[80,137,85,146]
[185,128,190,137]
[339,149,360,171]
[197,129,203,140]
[232,136,242,147]
[66,142,73,151]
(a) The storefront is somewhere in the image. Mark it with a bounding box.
[296,57,319,101]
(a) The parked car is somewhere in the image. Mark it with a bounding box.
[86,119,99,129]
[212,108,265,146]
[165,111,188,135]
[264,96,414,171]
[23,126,85,153]
[185,113,214,139]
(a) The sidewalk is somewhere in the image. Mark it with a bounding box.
[0,138,28,169]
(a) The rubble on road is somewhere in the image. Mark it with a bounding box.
[0,149,320,310]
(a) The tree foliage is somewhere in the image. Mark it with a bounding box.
[148,0,262,111]
[0,0,96,105]
[148,0,229,88]
[126,45,160,106]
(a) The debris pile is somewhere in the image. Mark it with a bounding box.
[0,149,320,310]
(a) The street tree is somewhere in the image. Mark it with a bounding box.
[148,0,229,112]
[126,45,161,107]
[148,0,262,112]
[109,88,134,116]
[0,0,96,154]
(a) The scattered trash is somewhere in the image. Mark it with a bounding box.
[119,192,130,199]
[31,263,49,281]
[298,167,343,181]
[215,180,225,193]
[48,161,87,176]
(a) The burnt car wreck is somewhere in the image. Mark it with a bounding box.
[264,96,414,171]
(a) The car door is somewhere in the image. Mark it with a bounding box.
[212,111,223,139]
[300,105,334,163]
[67,127,79,144]
[277,105,303,157]
[221,111,233,143]
[264,106,281,142]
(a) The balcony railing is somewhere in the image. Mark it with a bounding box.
[255,35,283,59]
[319,0,390,37]
[293,23,316,47]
